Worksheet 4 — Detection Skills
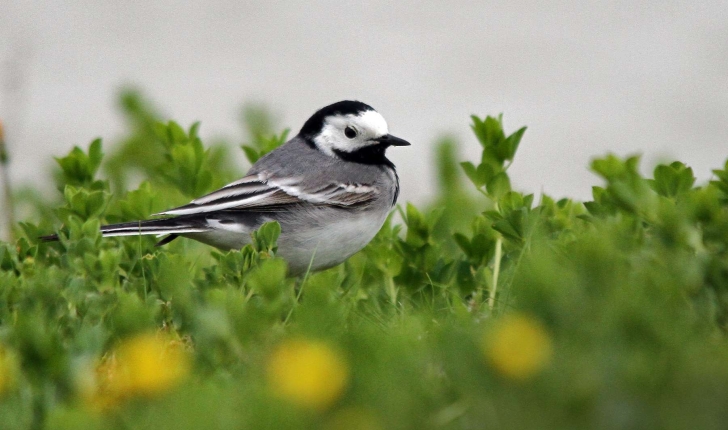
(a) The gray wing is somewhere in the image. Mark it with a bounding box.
[155,172,379,216]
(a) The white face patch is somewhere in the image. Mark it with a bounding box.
[312,110,389,156]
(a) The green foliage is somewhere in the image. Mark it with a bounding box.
[650,161,696,198]
[711,159,728,202]
[2,94,728,429]
[104,89,239,198]
[240,103,291,164]
[55,139,106,191]
[460,114,526,197]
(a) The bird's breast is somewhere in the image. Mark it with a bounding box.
[276,207,390,274]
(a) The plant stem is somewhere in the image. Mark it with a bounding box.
[0,120,15,241]
[489,236,502,310]
[284,246,317,324]
[488,200,503,310]
[387,276,398,306]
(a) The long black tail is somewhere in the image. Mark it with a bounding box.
[40,217,210,246]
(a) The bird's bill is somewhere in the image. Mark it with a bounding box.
[377,134,411,147]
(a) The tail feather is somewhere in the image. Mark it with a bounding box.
[154,234,179,247]
[102,218,209,237]
[40,217,211,244]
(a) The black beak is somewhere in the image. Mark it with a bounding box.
[377,134,411,147]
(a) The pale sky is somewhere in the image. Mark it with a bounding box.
[1,1,727,232]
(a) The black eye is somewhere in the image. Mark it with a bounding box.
[344,126,357,139]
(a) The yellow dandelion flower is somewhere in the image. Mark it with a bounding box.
[94,332,190,406]
[266,339,349,410]
[483,313,553,380]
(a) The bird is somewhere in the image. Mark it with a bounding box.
[43,100,410,275]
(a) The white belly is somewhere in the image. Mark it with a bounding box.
[184,209,389,275]
[277,211,387,274]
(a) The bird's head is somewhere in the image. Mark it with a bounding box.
[299,101,410,164]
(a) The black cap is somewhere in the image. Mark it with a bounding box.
[299,100,374,137]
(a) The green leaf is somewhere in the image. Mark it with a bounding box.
[54,139,106,189]
[189,121,201,139]
[87,139,104,174]
[483,115,505,148]
[245,258,288,299]
[167,121,188,143]
[401,204,444,251]
[483,210,503,222]
[499,191,526,213]
[453,233,472,256]
[122,182,157,219]
[242,146,261,164]
[492,218,521,242]
[253,221,281,255]
[460,162,481,187]
[56,185,110,223]
[492,208,526,243]
[650,162,695,198]
[486,172,511,199]
[503,126,527,161]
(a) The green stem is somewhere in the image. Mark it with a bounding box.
[488,200,502,310]
[387,276,398,307]
[489,236,502,310]
[284,246,317,324]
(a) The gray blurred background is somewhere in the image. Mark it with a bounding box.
[1,1,727,221]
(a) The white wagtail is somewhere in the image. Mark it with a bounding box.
[44,101,410,274]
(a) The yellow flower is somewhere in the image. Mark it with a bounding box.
[266,338,349,410]
[483,313,553,380]
[88,332,189,409]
